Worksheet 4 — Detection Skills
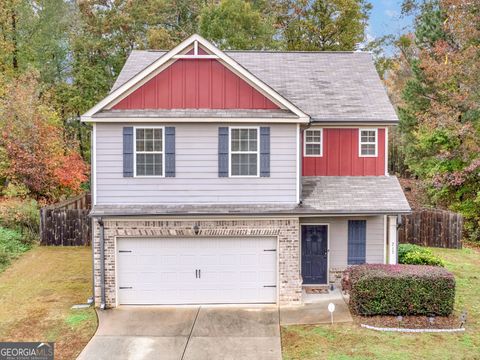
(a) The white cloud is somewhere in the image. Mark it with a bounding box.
[385,9,398,18]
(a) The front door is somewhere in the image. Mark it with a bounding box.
[301,225,328,284]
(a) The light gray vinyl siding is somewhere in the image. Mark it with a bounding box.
[301,216,385,268]
[95,123,297,204]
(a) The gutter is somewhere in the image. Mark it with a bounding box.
[98,218,107,310]
[88,209,412,219]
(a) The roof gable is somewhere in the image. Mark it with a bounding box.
[112,57,279,110]
[82,34,307,121]
[110,50,399,124]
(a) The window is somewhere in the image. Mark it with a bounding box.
[359,129,377,157]
[135,128,164,176]
[230,127,259,176]
[304,129,323,156]
[348,220,366,265]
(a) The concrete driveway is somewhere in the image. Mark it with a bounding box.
[77,306,281,360]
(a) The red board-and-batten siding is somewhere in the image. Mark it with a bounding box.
[112,59,279,110]
[302,128,386,176]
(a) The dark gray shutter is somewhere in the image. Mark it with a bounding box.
[218,127,229,177]
[260,127,270,177]
[123,127,134,177]
[164,127,175,177]
[348,220,367,265]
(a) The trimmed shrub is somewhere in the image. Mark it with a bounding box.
[398,244,444,267]
[344,264,455,316]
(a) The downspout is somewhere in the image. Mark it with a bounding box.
[88,219,95,305]
[98,217,106,310]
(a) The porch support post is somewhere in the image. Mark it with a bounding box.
[388,215,398,264]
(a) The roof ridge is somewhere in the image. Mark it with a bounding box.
[132,49,372,55]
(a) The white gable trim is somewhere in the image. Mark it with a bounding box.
[81,34,309,122]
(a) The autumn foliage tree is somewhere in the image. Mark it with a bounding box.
[387,0,480,240]
[0,72,88,200]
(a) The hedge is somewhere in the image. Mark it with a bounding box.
[343,264,455,316]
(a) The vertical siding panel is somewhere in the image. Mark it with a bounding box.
[352,129,363,176]
[377,128,386,175]
[184,60,197,108]
[238,80,252,108]
[327,129,339,175]
[211,60,224,108]
[198,60,211,108]
[143,76,157,108]
[320,129,327,176]
[157,68,170,108]
[224,69,238,108]
[252,89,266,108]
[170,61,184,108]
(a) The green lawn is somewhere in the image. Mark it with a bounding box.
[281,247,480,360]
[0,246,97,360]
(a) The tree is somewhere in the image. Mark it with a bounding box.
[199,0,277,50]
[280,0,372,51]
[0,71,88,200]
[387,0,480,240]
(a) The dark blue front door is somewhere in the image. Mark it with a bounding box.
[302,225,328,284]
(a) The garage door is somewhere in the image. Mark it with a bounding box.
[117,237,277,305]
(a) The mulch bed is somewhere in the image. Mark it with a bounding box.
[354,314,461,329]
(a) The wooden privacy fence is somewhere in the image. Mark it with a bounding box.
[398,209,463,249]
[40,193,92,246]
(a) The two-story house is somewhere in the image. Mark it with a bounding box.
[82,35,410,308]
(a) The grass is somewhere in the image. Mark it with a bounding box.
[281,246,480,360]
[0,246,97,360]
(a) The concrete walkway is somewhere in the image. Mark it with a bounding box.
[280,289,353,326]
[77,306,281,360]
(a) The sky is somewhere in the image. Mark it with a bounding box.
[368,0,414,40]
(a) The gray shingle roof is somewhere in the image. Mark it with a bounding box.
[111,50,398,123]
[301,176,411,213]
[90,176,410,217]
[93,109,297,119]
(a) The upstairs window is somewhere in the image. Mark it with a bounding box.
[304,129,323,156]
[135,128,164,176]
[359,129,377,157]
[230,127,259,177]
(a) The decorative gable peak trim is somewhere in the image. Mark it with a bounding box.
[81,34,309,122]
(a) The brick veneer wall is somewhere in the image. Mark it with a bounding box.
[93,218,301,308]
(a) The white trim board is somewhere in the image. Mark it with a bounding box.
[81,117,308,124]
[81,34,309,122]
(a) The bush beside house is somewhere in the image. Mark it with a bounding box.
[398,244,444,266]
[343,264,455,316]
[0,198,39,271]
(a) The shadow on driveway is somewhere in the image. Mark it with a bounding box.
[77,306,281,360]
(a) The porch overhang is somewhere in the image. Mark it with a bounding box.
[300,176,411,215]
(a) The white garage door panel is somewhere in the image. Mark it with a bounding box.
[117,237,277,305]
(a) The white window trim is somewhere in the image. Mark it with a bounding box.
[228,126,260,178]
[359,128,378,158]
[303,128,323,157]
[133,126,165,178]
